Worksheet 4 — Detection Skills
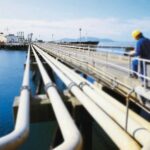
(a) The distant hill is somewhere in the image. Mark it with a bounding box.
[59,38,77,42]
[59,37,114,42]
[100,38,114,42]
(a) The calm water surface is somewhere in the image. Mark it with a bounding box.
[0,50,26,137]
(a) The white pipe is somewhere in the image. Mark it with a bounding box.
[34,44,150,149]
[38,43,150,108]
[32,46,82,150]
[33,44,141,150]
[43,46,150,111]
[52,43,150,149]
[0,46,30,150]
[42,49,150,122]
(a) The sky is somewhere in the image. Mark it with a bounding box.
[0,0,150,41]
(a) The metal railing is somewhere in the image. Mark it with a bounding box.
[0,46,30,150]
[58,43,133,55]
[132,57,150,89]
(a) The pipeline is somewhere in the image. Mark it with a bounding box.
[34,44,150,150]
[32,46,82,150]
[33,44,141,150]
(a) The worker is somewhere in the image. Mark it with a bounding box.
[130,30,150,82]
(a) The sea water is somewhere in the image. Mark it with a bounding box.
[0,50,26,137]
[97,41,136,54]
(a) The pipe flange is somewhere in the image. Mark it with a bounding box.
[20,86,30,92]
[45,82,56,91]
[126,88,134,99]
[68,82,77,91]
[111,79,118,89]
[79,82,88,89]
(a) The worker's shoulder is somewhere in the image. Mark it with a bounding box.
[138,37,150,45]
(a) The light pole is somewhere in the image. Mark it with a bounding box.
[52,34,54,41]
[79,28,82,43]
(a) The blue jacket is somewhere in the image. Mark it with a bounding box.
[136,36,150,59]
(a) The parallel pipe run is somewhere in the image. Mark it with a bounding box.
[38,44,150,112]
[35,44,150,150]
[32,46,82,150]
[37,44,132,90]
[41,45,150,113]
[0,46,31,150]
[33,44,141,150]
[40,44,150,92]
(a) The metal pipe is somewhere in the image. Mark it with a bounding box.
[37,44,150,114]
[0,46,31,150]
[58,57,150,149]
[33,44,141,150]
[34,44,150,149]
[41,43,150,102]
[32,46,82,150]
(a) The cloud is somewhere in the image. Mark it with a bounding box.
[0,18,150,41]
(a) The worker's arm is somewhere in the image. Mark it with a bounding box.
[128,50,135,56]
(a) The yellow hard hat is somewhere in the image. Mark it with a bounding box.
[132,30,142,39]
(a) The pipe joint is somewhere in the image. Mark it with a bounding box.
[79,82,89,89]
[44,82,56,91]
[126,88,134,100]
[68,82,77,91]
[20,86,30,92]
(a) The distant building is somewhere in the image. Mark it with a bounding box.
[6,34,19,43]
[0,33,7,45]
[17,32,25,43]
[27,33,33,43]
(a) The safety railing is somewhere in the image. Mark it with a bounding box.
[32,46,82,150]
[0,46,30,150]
[132,57,150,89]
[39,43,131,69]
[38,43,131,70]
[57,43,133,55]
